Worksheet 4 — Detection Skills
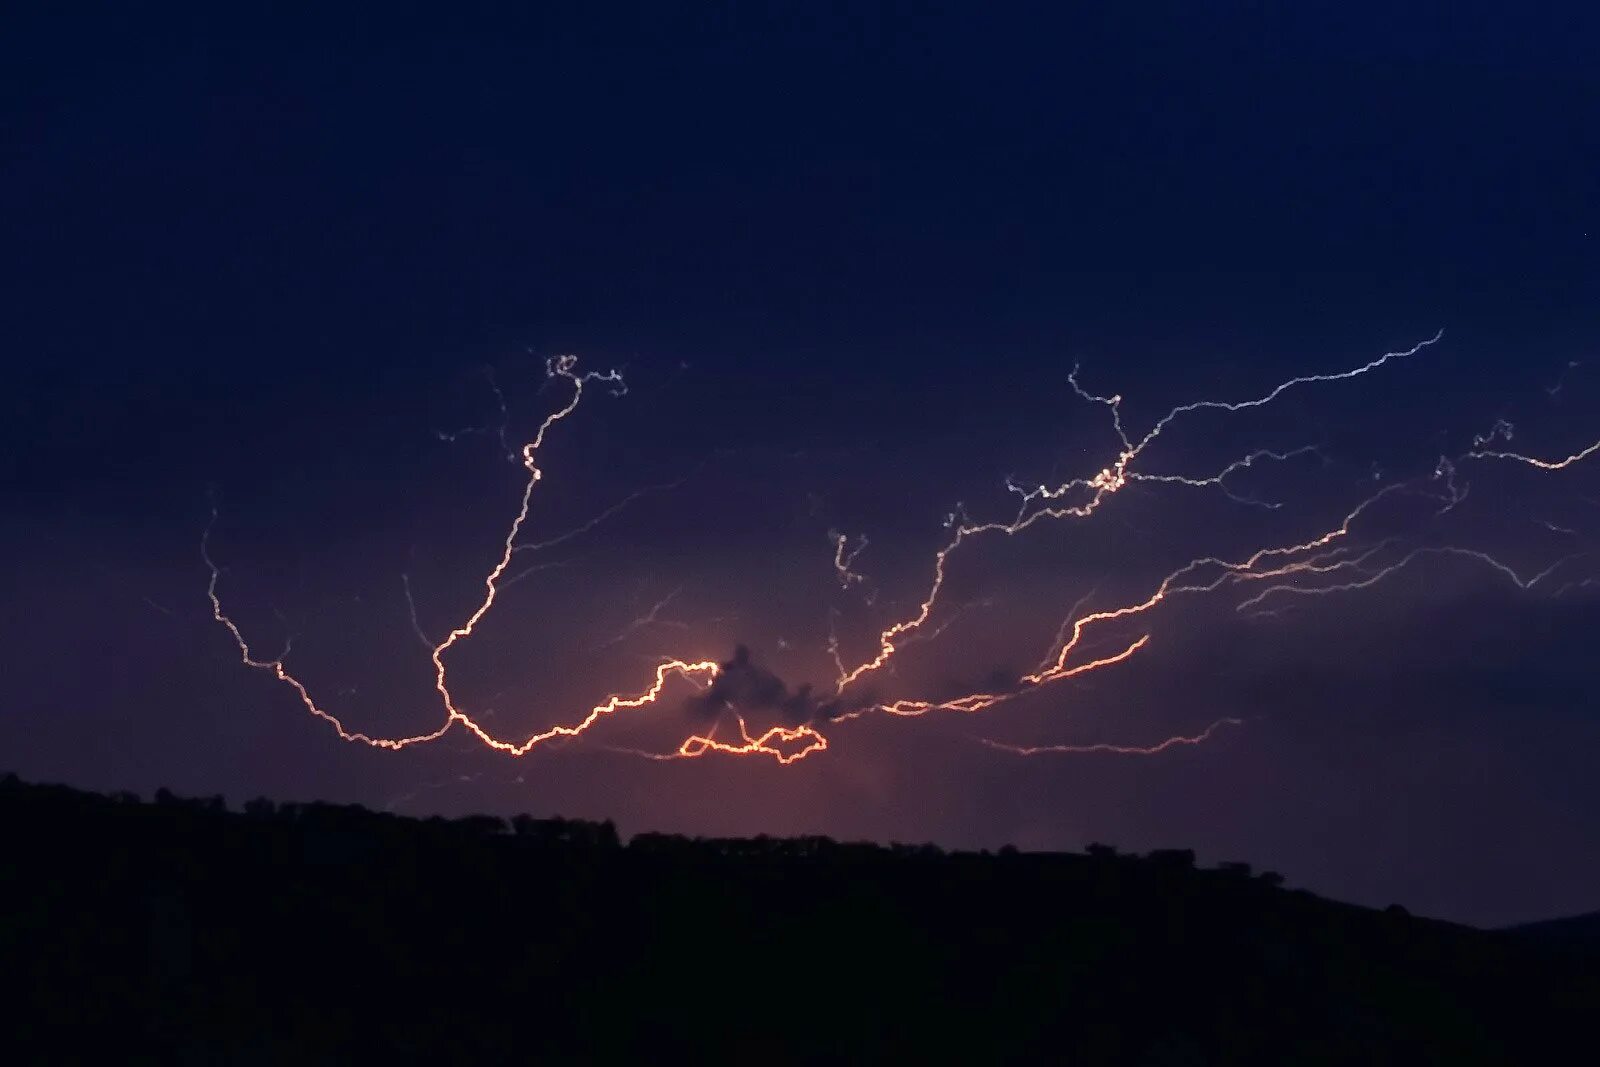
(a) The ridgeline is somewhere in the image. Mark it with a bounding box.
[3,773,1592,1064]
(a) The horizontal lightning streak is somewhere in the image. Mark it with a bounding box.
[981,717,1243,757]
[1471,438,1600,471]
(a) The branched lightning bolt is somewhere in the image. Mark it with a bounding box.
[1235,545,1580,614]
[830,530,872,591]
[605,714,828,765]
[435,366,515,461]
[209,331,1596,770]
[594,584,688,650]
[1126,445,1325,509]
[209,356,720,756]
[832,333,1445,695]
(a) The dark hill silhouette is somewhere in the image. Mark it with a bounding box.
[1507,909,1600,948]
[2,772,1593,1064]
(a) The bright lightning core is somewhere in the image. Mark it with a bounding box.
[205,338,1600,767]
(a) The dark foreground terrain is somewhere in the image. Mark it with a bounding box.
[2,773,1594,1064]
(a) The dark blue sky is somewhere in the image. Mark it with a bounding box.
[3,4,1598,925]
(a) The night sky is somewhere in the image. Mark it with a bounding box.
[5,4,1598,926]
